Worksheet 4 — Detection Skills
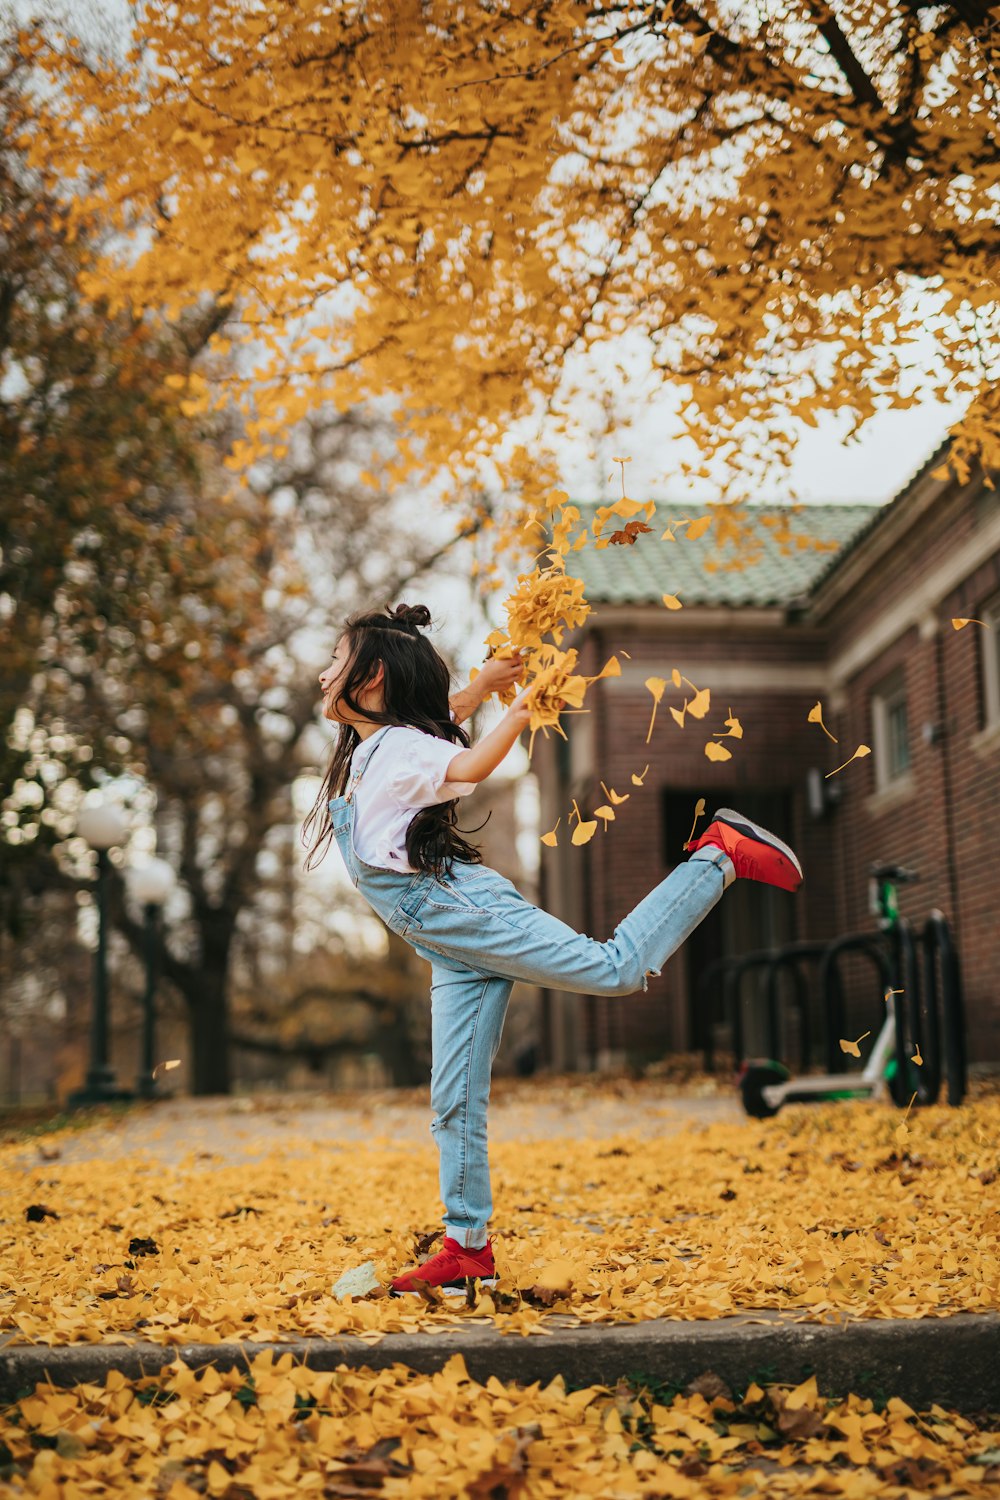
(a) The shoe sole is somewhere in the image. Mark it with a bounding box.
[711,807,803,884]
[391,1277,498,1297]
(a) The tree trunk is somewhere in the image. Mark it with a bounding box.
[377,1008,429,1087]
[185,962,232,1095]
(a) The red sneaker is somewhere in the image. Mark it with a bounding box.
[390,1236,496,1296]
[686,808,803,893]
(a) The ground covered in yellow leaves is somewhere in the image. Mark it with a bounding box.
[2,1352,999,1499]
[2,1089,997,1346]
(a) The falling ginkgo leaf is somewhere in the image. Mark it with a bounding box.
[685,798,706,846]
[593,804,615,828]
[911,1045,923,1065]
[608,520,653,546]
[825,744,870,777]
[808,702,839,743]
[645,677,667,743]
[671,668,682,687]
[839,1030,871,1058]
[686,686,711,720]
[631,765,649,785]
[572,818,598,845]
[683,514,713,540]
[952,617,987,629]
[705,742,731,761]
[714,710,742,740]
[152,1059,181,1079]
[541,819,561,847]
[670,704,687,728]
[662,593,683,610]
[599,781,629,806]
[895,1091,918,1144]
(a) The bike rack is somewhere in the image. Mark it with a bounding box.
[697,912,967,1106]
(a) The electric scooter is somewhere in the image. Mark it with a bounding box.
[737,864,921,1118]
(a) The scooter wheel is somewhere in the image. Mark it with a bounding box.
[739,1061,791,1119]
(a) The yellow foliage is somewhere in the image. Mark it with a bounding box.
[20,1,1000,507]
[2,1084,999,1358]
[3,1341,997,1496]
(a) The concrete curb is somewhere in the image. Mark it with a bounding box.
[3,1312,999,1413]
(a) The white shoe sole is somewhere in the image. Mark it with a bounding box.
[711,807,803,882]
[392,1277,498,1297]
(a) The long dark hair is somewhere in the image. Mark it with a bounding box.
[302,602,486,878]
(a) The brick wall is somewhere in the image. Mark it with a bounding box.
[535,472,1000,1073]
[822,480,1000,1064]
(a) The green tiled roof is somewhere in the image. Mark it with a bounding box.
[563,502,883,609]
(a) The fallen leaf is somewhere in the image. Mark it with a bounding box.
[331,1261,381,1301]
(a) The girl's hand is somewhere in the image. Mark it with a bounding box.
[479,649,526,698]
[505,682,538,731]
[506,682,564,732]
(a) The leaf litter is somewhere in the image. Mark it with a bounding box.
[1,1086,998,1494]
[1,1092,998,1348]
[1,1352,998,1498]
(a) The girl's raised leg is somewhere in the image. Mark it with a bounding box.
[409,846,734,999]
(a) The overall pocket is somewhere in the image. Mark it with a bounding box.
[423,870,530,929]
[384,876,433,935]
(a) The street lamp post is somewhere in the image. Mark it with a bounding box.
[69,800,131,1108]
[128,858,176,1099]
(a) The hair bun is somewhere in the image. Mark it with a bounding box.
[387,602,432,631]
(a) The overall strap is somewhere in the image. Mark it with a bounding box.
[345,725,392,802]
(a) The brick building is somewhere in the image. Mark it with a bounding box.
[533,446,1000,1074]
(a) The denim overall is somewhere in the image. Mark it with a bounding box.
[328,725,734,1249]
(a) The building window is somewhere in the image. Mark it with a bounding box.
[982,592,1000,730]
[871,667,911,790]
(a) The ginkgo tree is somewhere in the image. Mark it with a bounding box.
[18,0,999,516]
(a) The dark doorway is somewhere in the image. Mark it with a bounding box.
[662,789,797,1058]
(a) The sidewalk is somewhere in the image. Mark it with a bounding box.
[3,1077,998,1413]
[1,1073,742,1169]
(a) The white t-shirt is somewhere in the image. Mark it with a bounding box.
[347,725,477,873]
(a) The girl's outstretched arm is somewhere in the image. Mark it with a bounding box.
[448,651,525,725]
[445,684,540,785]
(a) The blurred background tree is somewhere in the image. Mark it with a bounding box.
[1,36,488,1098]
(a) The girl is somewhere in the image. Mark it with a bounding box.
[304,602,803,1294]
